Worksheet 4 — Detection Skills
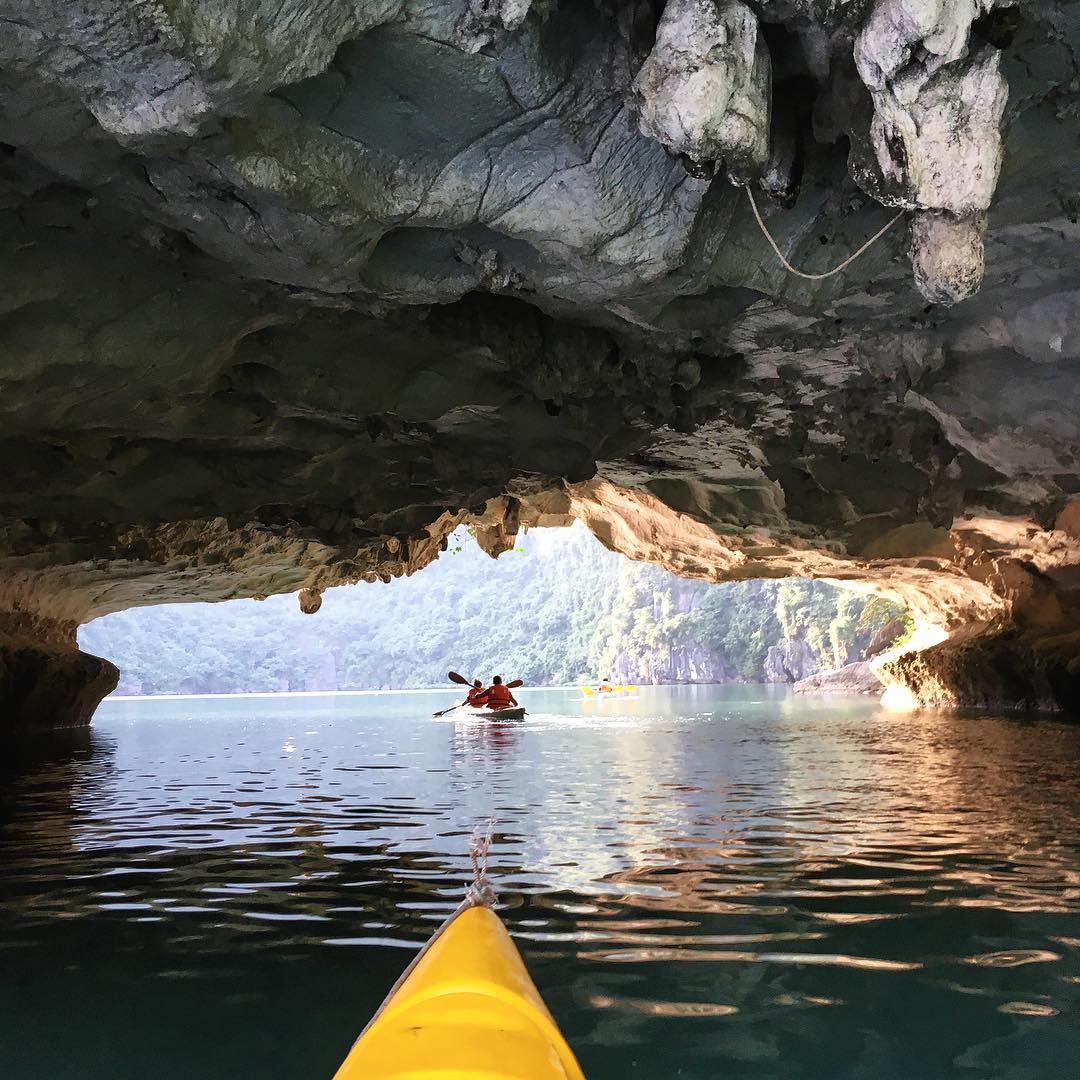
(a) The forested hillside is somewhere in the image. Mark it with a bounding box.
[80,524,909,696]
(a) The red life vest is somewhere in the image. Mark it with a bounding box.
[486,683,512,708]
[466,686,487,705]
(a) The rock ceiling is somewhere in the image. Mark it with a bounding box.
[0,0,1077,725]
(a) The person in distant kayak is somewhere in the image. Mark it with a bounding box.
[463,679,488,707]
[484,675,518,710]
[598,677,614,693]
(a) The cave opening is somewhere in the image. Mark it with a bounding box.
[77,521,914,700]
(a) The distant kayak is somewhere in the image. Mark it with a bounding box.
[465,706,526,721]
[581,684,637,700]
[334,903,585,1080]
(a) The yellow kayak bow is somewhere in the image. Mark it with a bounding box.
[334,904,586,1080]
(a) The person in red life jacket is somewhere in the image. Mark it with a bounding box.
[462,679,488,707]
[484,675,518,710]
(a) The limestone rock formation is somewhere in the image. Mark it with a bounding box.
[909,211,988,305]
[0,613,119,732]
[850,0,1009,301]
[856,38,1008,218]
[863,614,909,659]
[881,625,1080,713]
[634,0,772,174]
[611,640,742,684]
[764,640,820,683]
[0,0,1077,726]
[794,660,885,696]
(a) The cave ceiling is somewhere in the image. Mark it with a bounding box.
[0,0,1078,719]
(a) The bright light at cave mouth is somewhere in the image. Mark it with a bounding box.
[881,684,919,712]
[876,621,949,712]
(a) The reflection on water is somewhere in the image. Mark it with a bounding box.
[1,686,1078,1079]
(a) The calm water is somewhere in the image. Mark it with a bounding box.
[1,686,1078,1079]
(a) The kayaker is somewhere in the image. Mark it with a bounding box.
[462,679,488,707]
[484,675,518,710]
[598,677,614,693]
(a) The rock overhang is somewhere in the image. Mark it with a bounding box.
[0,0,1077,726]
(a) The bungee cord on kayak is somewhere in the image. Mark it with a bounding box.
[333,821,586,1080]
[467,819,497,908]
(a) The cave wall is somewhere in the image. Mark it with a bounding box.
[0,612,118,733]
[0,0,1077,724]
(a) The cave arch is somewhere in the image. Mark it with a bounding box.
[4,478,1078,730]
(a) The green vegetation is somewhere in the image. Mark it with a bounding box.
[79,524,907,695]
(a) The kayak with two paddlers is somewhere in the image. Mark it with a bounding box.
[433,671,528,720]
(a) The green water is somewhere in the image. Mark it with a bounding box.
[1,686,1078,1078]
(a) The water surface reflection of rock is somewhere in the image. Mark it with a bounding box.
[1,690,1078,1079]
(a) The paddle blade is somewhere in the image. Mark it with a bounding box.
[448,671,469,685]
[506,679,523,689]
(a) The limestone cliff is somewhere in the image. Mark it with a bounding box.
[610,641,743,684]
[764,640,821,684]
[0,0,1077,726]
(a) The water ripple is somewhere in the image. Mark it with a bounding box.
[1,687,1079,1079]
